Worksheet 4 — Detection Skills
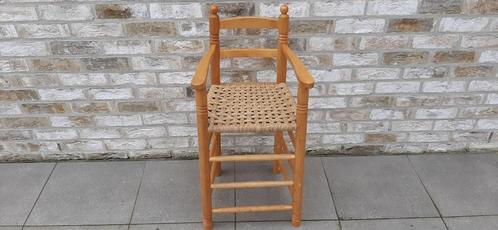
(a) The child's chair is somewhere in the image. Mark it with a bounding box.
[191,4,315,229]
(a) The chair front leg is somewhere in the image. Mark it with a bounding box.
[195,88,213,230]
[291,84,310,227]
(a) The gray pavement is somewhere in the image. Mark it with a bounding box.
[0,153,497,229]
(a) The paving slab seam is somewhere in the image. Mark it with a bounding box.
[320,158,343,230]
[20,163,57,230]
[406,156,450,230]
[127,161,147,230]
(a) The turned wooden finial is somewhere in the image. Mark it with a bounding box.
[210,4,218,15]
[280,4,288,15]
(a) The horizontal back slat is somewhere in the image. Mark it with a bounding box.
[220,16,278,29]
[220,48,277,58]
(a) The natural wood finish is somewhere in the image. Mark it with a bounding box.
[194,85,212,230]
[213,205,292,213]
[193,4,315,229]
[210,5,220,85]
[191,45,216,90]
[288,130,297,148]
[282,45,315,88]
[220,16,278,29]
[211,180,293,189]
[221,48,277,58]
[277,5,289,83]
[291,84,311,227]
[210,154,295,162]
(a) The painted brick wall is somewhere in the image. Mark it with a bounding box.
[0,0,497,161]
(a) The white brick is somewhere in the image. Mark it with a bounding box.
[95,115,142,126]
[360,35,410,49]
[159,72,195,84]
[0,41,48,56]
[0,59,28,72]
[308,37,334,51]
[105,139,147,150]
[370,109,404,120]
[333,53,379,66]
[486,94,498,104]
[367,0,418,15]
[71,23,123,37]
[148,137,190,149]
[137,87,184,99]
[38,89,85,101]
[375,82,420,93]
[178,21,208,37]
[102,40,151,55]
[313,0,366,16]
[39,5,94,21]
[0,6,37,21]
[122,127,167,138]
[307,122,341,133]
[35,129,78,140]
[259,2,310,17]
[79,128,121,139]
[150,3,202,19]
[311,69,352,82]
[168,126,197,136]
[131,56,182,71]
[461,35,498,48]
[335,19,385,33]
[142,113,188,125]
[385,144,426,154]
[412,34,460,49]
[0,103,22,115]
[392,121,432,131]
[479,50,498,63]
[408,132,449,142]
[477,119,498,129]
[109,73,155,86]
[58,73,107,86]
[155,39,204,54]
[434,120,474,130]
[87,88,133,100]
[415,108,458,119]
[49,116,92,127]
[0,25,18,38]
[163,100,195,112]
[469,80,498,91]
[309,97,347,109]
[439,17,489,32]
[422,81,466,93]
[16,24,70,38]
[427,143,466,153]
[403,67,446,79]
[356,68,400,80]
[329,83,374,95]
[347,121,389,132]
[323,134,364,144]
[61,140,104,151]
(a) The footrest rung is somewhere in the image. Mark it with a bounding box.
[210,154,295,162]
[211,180,293,189]
[212,204,292,213]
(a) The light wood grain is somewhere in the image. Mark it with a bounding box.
[220,16,278,29]
[211,180,293,189]
[221,48,277,58]
[213,205,292,213]
[210,154,295,162]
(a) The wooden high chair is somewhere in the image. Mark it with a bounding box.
[191,4,315,229]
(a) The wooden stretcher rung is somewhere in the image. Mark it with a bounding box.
[212,204,292,213]
[210,154,295,162]
[211,180,293,189]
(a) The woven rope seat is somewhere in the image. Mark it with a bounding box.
[207,82,296,133]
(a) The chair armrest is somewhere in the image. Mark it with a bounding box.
[191,45,217,90]
[281,45,315,89]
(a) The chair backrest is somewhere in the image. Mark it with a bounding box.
[208,4,289,85]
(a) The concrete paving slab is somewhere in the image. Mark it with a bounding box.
[236,220,340,230]
[0,163,54,225]
[129,223,234,230]
[131,160,234,223]
[235,158,336,221]
[23,225,127,230]
[341,218,447,230]
[323,156,439,219]
[26,162,143,225]
[445,216,498,230]
[409,154,498,216]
